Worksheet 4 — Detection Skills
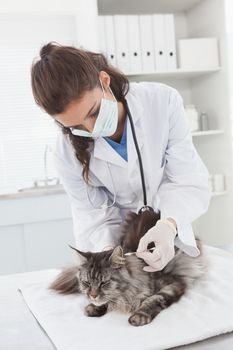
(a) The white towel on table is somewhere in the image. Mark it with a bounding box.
[18,245,233,350]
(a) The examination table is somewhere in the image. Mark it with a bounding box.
[1,244,233,350]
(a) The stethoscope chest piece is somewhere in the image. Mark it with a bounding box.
[138,205,155,215]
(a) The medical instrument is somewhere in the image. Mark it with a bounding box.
[123,99,154,215]
[124,246,156,256]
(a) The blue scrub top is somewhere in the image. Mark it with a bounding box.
[103,116,128,162]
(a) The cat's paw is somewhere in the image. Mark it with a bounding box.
[84,303,107,317]
[128,311,152,326]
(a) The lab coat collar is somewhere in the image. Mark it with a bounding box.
[92,85,145,169]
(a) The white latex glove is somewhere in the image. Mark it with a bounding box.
[135,219,177,272]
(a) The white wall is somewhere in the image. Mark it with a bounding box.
[0,0,99,51]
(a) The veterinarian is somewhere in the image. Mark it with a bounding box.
[31,42,211,272]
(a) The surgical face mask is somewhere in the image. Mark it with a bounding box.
[70,79,118,138]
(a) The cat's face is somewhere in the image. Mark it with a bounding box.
[70,245,126,306]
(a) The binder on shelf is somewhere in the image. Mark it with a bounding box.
[98,16,107,56]
[113,15,130,72]
[152,14,167,71]
[127,15,142,73]
[164,14,177,70]
[104,16,117,67]
[139,15,155,73]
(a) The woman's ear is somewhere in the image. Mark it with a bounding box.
[99,70,111,90]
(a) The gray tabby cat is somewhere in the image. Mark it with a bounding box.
[49,209,208,326]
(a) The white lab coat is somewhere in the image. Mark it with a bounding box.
[52,81,211,256]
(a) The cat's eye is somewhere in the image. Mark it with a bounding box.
[82,281,90,287]
[100,281,110,287]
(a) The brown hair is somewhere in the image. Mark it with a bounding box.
[31,41,129,184]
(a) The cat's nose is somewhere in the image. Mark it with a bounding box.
[89,290,99,299]
[90,293,98,300]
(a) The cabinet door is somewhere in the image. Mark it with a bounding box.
[23,219,75,272]
[0,225,25,275]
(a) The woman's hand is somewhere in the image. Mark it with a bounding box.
[135,219,177,272]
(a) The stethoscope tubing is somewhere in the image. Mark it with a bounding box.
[86,98,154,214]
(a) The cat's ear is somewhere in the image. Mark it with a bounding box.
[68,245,89,266]
[109,246,126,269]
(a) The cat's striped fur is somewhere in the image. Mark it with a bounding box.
[49,209,208,326]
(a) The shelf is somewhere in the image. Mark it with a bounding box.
[192,129,224,136]
[0,184,65,200]
[211,191,227,197]
[98,0,203,14]
[125,67,221,80]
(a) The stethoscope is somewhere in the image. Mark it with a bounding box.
[86,98,155,215]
